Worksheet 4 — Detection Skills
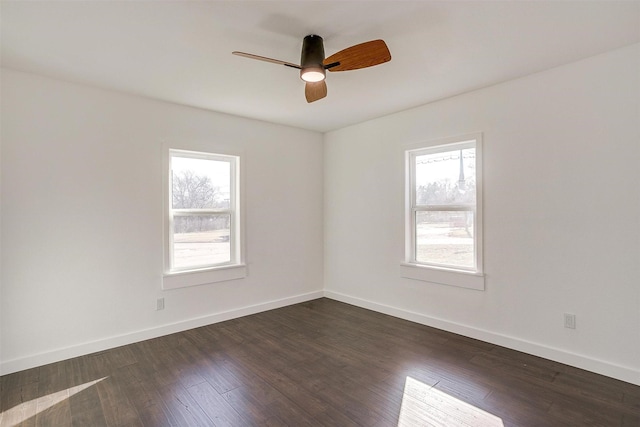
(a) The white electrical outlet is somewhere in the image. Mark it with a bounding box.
[156,298,165,311]
[564,313,576,329]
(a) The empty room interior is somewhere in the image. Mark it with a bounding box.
[1,1,639,426]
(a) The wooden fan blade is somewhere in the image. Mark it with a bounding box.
[323,40,391,72]
[232,51,301,69]
[305,81,327,103]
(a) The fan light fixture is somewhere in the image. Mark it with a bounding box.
[300,66,326,82]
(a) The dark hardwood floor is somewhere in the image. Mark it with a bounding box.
[1,298,639,426]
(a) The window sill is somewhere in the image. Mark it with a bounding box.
[400,263,485,291]
[162,264,247,290]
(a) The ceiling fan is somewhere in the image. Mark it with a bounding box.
[232,35,391,103]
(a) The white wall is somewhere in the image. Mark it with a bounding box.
[324,44,640,385]
[0,69,324,374]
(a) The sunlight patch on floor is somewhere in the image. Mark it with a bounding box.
[0,377,107,427]
[398,376,503,427]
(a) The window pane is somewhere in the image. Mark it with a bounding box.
[416,211,474,269]
[172,156,230,209]
[172,214,230,269]
[415,148,475,206]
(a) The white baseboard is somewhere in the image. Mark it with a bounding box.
[0,290,324,376]
[323,290,640,386]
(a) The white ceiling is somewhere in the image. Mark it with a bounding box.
[2,1,639,133]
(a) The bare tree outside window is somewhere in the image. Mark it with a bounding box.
[169,153,235,270]
[172,170,219,209]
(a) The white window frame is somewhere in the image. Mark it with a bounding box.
[163,148,246,290]
[401,134,485,290]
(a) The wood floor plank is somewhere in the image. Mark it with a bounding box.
[0,379,39,427]
[128,341,181,388]
[165,343,209,389]
[155,381,214,427]
[106,363,178,426]
[186,380,248,426]
[552,369,626,404]
[83,352,112,380]
[547,395,628,426]
[37,361,69,397]
[68,385,107,427]
[34,390,72,426]
[187,355,243,395]
[95,375,143,427]
[273,358,396,426]
[1,376,39,416]
[1,367,39,406]
[432,375,493,405]
[133,404,175,427]
[226,359,325,416]
[222,386,276,425]
[621,411,640,427]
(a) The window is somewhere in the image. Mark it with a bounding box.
[402,135,484,290]
[163,149,245,289]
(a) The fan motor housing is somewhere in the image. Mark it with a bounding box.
[300,35,326,81]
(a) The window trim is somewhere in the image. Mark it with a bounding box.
[402,133,484,290]
[162,147,246,290]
